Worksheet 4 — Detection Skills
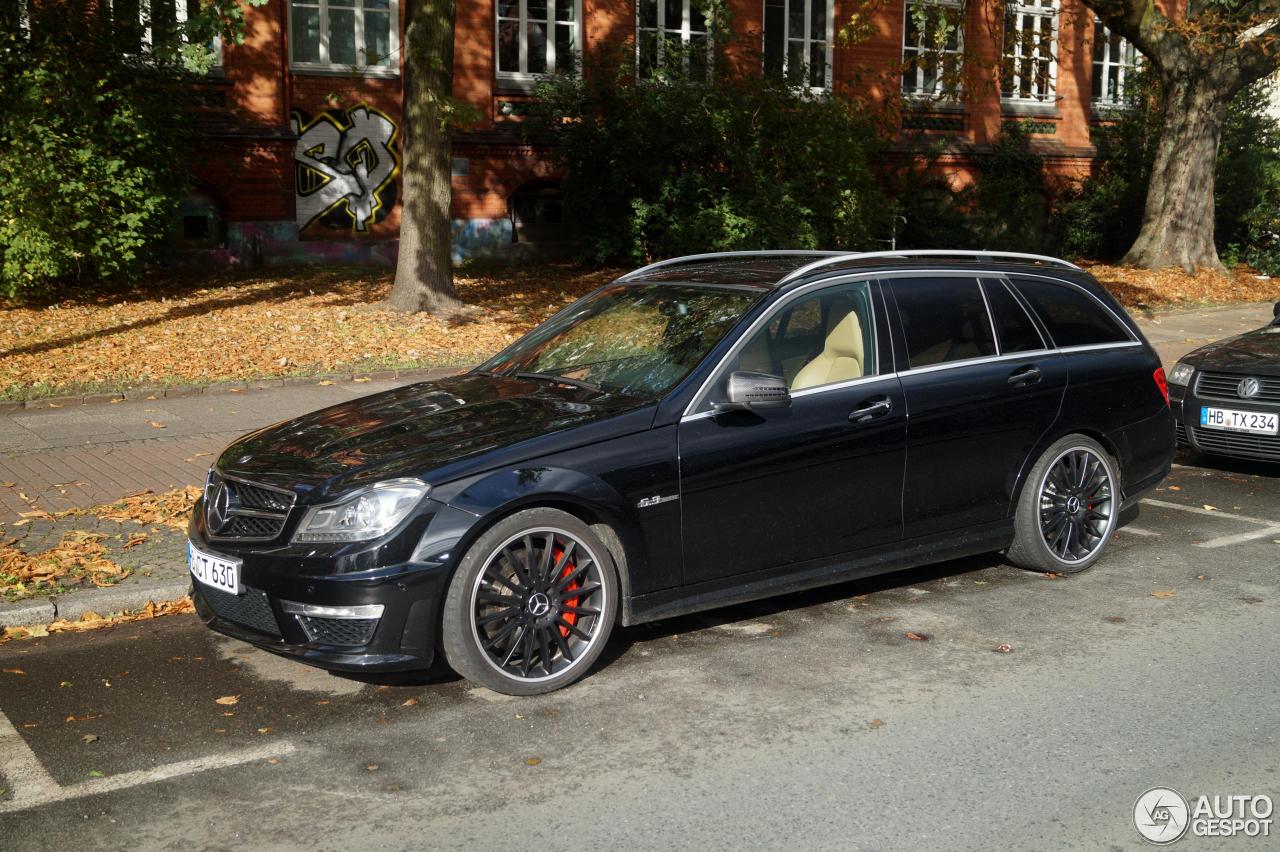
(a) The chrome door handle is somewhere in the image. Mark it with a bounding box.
[848,397,892,423]
[1008,365,1042,387]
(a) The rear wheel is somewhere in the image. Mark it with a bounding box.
[441,508,618,695]
[1006,435,1119,574]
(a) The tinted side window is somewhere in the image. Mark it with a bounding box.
[891,277,996,368]
[1010,277,1131,347]
[982,279,1046,353]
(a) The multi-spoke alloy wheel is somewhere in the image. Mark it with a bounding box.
[1006,435,1120,574]
[442,508,618,695]
[1037,448,1115,564]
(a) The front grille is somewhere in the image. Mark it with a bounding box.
[201,585,282,637]
[1195,372,1280,403]
[295,615,379,647]
[1190,426,1280,461]
[1175,423,1189,446]
[206,473,295,543]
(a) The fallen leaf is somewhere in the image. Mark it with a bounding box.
[1151,589,1178,599]
[904,631,929,641]
[2,668,25,675]
[267,758,280,765]
[87,770,104,778]
[123,532,148,549]
[1203,504,1217,511]
[868,719,884,729]
[1043,572,1063,580]
[82,734,98,744]
[524,757,541,766]
[214,695,240,706]
[366,763,379,771]
[401,697,420,707]
[354,377,371,383]
[257,727,272,734]
[149,421,166,429]
[1167,485,1181,491]
[1104,615,1125,624]
[0,481,14,488]
[994,643,1014,653]
[317,380,335,386]
[60,681,72,687]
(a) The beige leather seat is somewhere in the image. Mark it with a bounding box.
[791,310,865,390]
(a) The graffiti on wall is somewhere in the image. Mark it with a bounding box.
[291,105,400,235]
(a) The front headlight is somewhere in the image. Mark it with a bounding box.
[292,479,429,543]
[1167,362,1195,387]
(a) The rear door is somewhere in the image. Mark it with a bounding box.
[888,274,1067,539]
[677,278,906,584]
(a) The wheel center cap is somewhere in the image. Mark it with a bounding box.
[1065,495,1081,514]
[526,592,551,617]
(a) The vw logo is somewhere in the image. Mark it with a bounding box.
[206,483,239,534]
[526,592,551,617]
[1237,377,1261,399]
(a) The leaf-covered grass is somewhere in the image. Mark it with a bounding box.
[1,262,1276,402]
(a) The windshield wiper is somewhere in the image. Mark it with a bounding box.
[508,371,604,393]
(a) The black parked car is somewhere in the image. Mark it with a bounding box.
[1168,301,1280,463]
[189,251,1175,694]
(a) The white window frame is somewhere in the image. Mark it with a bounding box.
[637,0,714,81]
[900,0,964,101]
[107,0,223,66]
[1001,0,1059,105]
[288,0,400,78]
[762,0,834,91]
[496,0,582,82]
[1091,21,1138,110]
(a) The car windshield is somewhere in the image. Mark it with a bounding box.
[479,284,762,398]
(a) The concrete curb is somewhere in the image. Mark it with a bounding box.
[12,366,473,412]
[0,579,191,629]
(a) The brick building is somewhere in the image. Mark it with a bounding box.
[171,0,1153,267]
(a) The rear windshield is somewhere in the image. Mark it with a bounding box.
[1009,277,1131,347]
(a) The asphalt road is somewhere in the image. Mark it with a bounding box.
[0,451,1276,851]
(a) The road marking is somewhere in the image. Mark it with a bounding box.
[1119,526,1157,536]
[1195,527,1280,550]
[1141,498,1279,527]
[0,708,295,814]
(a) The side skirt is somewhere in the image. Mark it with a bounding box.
[627,521,1013,625]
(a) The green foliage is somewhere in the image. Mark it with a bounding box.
[1216,81,1280,275]
[968,123,1049,252]
[529,65,890,264]
[0,5,208,299]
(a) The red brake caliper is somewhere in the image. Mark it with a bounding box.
[553,545,580,639]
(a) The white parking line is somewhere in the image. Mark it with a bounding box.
[0,709,295,814]
[1141,498,1280,549]
[1194,527,1280,550]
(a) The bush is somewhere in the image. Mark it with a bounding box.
[0,6,198,300]
[530,63,890,263]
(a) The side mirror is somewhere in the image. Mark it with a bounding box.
[712,371,791,413]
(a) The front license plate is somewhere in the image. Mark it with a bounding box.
[188,541,240,595]
[1200,406,1279,436]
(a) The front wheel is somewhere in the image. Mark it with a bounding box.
[1006,435,1120,574]
[441,508,618,695]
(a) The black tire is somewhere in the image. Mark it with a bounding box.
[441,508,619,695]
[1006,434,1120,574]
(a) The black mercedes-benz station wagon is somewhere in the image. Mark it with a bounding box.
[1168,301,1280,463]
[189,250,1175,694]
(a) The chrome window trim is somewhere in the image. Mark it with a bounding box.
[977,277,1000,356]
[681,272,882,416]
[987,277,1050,351]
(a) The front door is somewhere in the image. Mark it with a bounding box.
[677,279,907,585]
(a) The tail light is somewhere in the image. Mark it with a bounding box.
[1153,367,1170,406]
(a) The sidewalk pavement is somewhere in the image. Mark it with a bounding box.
[0,300,1274,626]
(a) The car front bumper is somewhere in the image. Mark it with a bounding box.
[1172,385,1280,463]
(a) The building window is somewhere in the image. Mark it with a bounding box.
[109,0,221,64]
[2,0,28,38]
[901,0,963,100]
[763,0,832,90]
[1091,22,1138,108]
[289,0,397,74]
[497,0,579,79]
[638,0,712,81]
[1001,0,1058,104]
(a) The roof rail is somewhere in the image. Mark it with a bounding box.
[777,250,1080,284]
[619,250,846,282]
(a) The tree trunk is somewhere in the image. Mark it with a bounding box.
[387,0,464,314]
[1121,73,1234,272]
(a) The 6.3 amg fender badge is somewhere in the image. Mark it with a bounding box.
[637,494,679,509]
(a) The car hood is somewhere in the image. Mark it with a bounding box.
[216,373,652,495]
[1184,324,1280,374]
